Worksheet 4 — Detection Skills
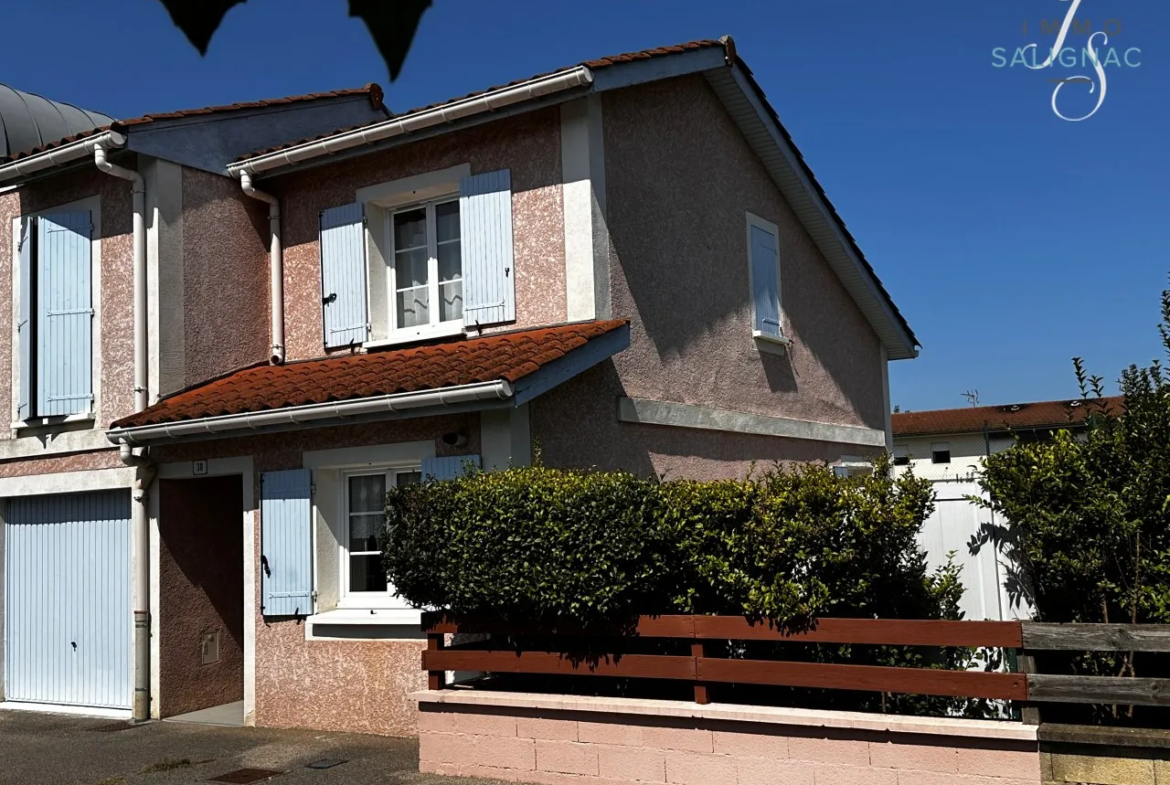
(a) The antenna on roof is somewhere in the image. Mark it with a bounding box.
[962,390,980,407]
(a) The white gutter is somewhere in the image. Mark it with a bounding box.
[0,130,127,183]
[229,67,594,177]
[238,171,284,363]
[92,140,152,724]
[108,379,514,446]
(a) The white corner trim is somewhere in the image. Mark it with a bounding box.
[618,397,887,448]
[356,163,470,208]
[0,466,136,498]
[411,690,1037,742]
[881,345,893,451]
[561,96,609,323]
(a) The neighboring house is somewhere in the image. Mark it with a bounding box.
[892,397,1121,622]
[0,37,918,735]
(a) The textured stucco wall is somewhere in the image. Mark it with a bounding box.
[180,168,270,388]
[270,108,566,362]
[152,413,479,736]
[0,167,135,436]
[601,75,885,429]
[533,75,888,479]
[158,476,245,717]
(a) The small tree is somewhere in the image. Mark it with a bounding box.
[979,285,1170,721]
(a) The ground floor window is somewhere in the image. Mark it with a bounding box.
[344,468,421,599]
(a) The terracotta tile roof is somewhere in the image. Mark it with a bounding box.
[1,84,385,163]
[235,40,727,161]
[111,320,627,429]
[892,396,1125,438]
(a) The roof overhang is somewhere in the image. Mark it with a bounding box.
[108,379,515,447]
[0,129,125,184]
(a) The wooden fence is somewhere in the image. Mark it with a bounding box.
[421,614,1170,715]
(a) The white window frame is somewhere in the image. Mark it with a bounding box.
[356,164,471,349]
[386,197,464,342]
[337,464,421,609]
[745,212,790,355]
[931,442,952,464]
[9,195,102,430]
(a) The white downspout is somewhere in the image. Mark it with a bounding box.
[239,171,284,364]
[94,143,153,722]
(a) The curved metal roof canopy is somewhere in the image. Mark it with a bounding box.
[0,84,113,159]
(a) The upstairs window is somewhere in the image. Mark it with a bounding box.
[931,442,951,464]
[893,445,911,466]
[746,212,787,350]
[392,200,462,330]
[319,167,515,350]
[15,211,95,422]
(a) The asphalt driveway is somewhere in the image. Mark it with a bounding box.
[0,709,501,785]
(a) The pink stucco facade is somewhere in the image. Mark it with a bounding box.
[268,107,567,363]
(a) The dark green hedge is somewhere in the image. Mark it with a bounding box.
[382,457,955,629]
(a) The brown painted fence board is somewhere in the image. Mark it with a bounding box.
[423,649,696,680]
[694,617,1023,648]
[1027,675,1170,706]
[1022,623,1170,653]
[697,658,1027,701]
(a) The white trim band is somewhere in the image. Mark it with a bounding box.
[230,67,594,176]
[618,397,887,448]
[0,131,127,183]
[107,380,514,446]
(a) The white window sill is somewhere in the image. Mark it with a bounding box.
[364,322,466,350]
[11,412,96,431]
[307,608,423,626]
[753,331,792,356]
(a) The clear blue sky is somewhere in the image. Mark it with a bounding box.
[4,0,1166,412]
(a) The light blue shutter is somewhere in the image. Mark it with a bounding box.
[16,218,33,420]
[320,203,369,348]
[260,469,313,617]
[750,224,781,337]
[38,212,92,416]
[422,455,481,481]
[460,170,515,326]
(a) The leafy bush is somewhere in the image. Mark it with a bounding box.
[382,456,952,629]
[979,284,1170,725]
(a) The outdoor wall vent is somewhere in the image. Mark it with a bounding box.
[201,630,221,665]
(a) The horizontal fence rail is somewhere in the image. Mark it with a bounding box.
[422,614,1170,712]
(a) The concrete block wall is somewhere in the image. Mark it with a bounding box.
[416,694,1043,785]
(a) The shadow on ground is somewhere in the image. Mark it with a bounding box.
[0,709,505,785]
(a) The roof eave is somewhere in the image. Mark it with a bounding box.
[107,379,515,447]
[0,129,126,184]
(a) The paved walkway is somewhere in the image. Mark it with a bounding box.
[0,708,503,785]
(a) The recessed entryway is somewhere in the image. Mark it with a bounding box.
[157,476,244,719]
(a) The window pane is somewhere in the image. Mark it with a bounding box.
[349,554,388,593]
[393,208,427,250]
[435,201,460,243]
[438,240,461,283]
[440,281,463,322]
[395,247,428,288]
[349,513,382,551]
[348,474,386,513]
[396,471,422,486]
[397,287,430,328]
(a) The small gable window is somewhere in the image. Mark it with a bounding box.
[746,212,788,353]
[931,442,951,464]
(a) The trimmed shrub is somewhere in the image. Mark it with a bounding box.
[382,456,950,629]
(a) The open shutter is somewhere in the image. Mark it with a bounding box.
[37,212,92,417]
[260,469,313,617]
[749,224,781,337]
[460,170,515,327]
[320,203,369,348]
[16,217,34,421]
[422,455,481,481]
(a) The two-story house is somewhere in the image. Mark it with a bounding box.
[0,38,918,735]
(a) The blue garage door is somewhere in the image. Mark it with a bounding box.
[4,490,131,709]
